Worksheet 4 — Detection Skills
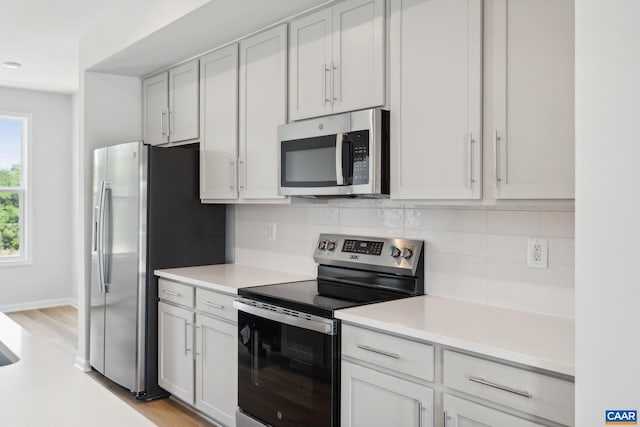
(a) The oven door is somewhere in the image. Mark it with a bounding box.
[234,300,339,427]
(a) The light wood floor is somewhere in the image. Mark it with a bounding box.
[7,306,217,427]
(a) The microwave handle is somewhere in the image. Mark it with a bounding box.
[335,133,344,186]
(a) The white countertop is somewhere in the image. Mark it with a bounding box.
[154,264,313,294]
[0,313,156,427]
[336,296,575,377]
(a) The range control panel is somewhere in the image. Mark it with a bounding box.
[313,234,424,275]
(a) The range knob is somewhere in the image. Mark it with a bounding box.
[390,246,401,258]
[401,248,413,259]
[317,240,328,250]
[327,241,337,251]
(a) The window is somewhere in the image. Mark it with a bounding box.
[0,113,29,264]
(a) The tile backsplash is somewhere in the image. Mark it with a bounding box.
[233,201,575,319]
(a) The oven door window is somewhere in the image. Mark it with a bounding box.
[238,311,337,427]
[281,135,339,188]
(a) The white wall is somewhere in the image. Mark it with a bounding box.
[0,86,73,311]
[234,202,575,318]
[575,0,640,423]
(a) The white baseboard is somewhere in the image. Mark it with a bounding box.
[75,356,91,372]
[0,297,78,313]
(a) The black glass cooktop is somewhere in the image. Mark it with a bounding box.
[238,279,409,318]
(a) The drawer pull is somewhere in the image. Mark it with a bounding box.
[356,344,400,360]
[162,290,181,297]
[203,301,225,310]
[468,376,533,399]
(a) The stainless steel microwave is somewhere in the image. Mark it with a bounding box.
[278,108,389,197]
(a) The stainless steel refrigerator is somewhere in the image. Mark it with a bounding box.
[90,141,225,399]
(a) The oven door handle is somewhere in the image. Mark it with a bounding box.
[233,299,337,336]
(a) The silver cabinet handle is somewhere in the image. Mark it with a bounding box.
[229,159,236,191]
[239,159,245,190]
[160,110,166,137]
[443,411,448,427]
[329,61,335,105]
[332,62,339,102]
[493,130,501,188]
[467,133,475,189]
[468,376,533,398]
[356,344,400,359]
[194,325,201,357]
[162,290,181,297]
[203,301,224,309]
[168,110,173,137]
[418,403,424,427]
[184,322,192,355]
[323,63,331,105]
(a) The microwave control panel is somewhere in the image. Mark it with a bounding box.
[349,131,369,185]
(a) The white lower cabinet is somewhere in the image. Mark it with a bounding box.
[341,324,574,427]
[443,394,544,427]
[158,283,237,427]
[158,301,195,404]
[342,360,434,427]
[195,313,237,426]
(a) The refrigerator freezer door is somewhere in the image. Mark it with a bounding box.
[90,147,108,375]
[103,141,145,392]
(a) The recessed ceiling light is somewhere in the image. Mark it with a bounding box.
[3,62,22,69]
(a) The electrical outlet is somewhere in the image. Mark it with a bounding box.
[268,223,277,241]
[527,238,548,269]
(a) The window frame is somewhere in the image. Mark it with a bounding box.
[0,112,32,266]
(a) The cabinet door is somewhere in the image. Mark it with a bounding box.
[443,395,545,427]
[158,302,194,404]
[143,72,169,146]
[341,360,434,427]
[289,7,333,121]
[239,25,288,201]
[195,314,237,427]
[169,59,199,143]
[332,0,385,114]
[492,0,574,199]
[200,45,239,201]
[390,0,482,200]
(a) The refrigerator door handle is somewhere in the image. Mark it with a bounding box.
[103,182,113,290]
[97,181,107,294]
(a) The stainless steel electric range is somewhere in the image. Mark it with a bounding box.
[234,234,425,427]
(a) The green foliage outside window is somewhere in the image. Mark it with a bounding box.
[0,165,20,255]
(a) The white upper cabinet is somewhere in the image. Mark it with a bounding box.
[491,0,575,199]
[289,8,333,120]
[200,45,239,201]
[143,73,169,146]
[289,0,385,121]
[143,59,199,146]
[169,60,199,143]
[239,24,289,201]
[390,0,483,200]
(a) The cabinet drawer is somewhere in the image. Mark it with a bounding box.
[158,279,195,308]
[443,350,574,426]
[342,325,434,382]
[196,288,237,322]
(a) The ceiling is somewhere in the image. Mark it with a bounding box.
[0,0,135,93]
[0,0,330,94]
